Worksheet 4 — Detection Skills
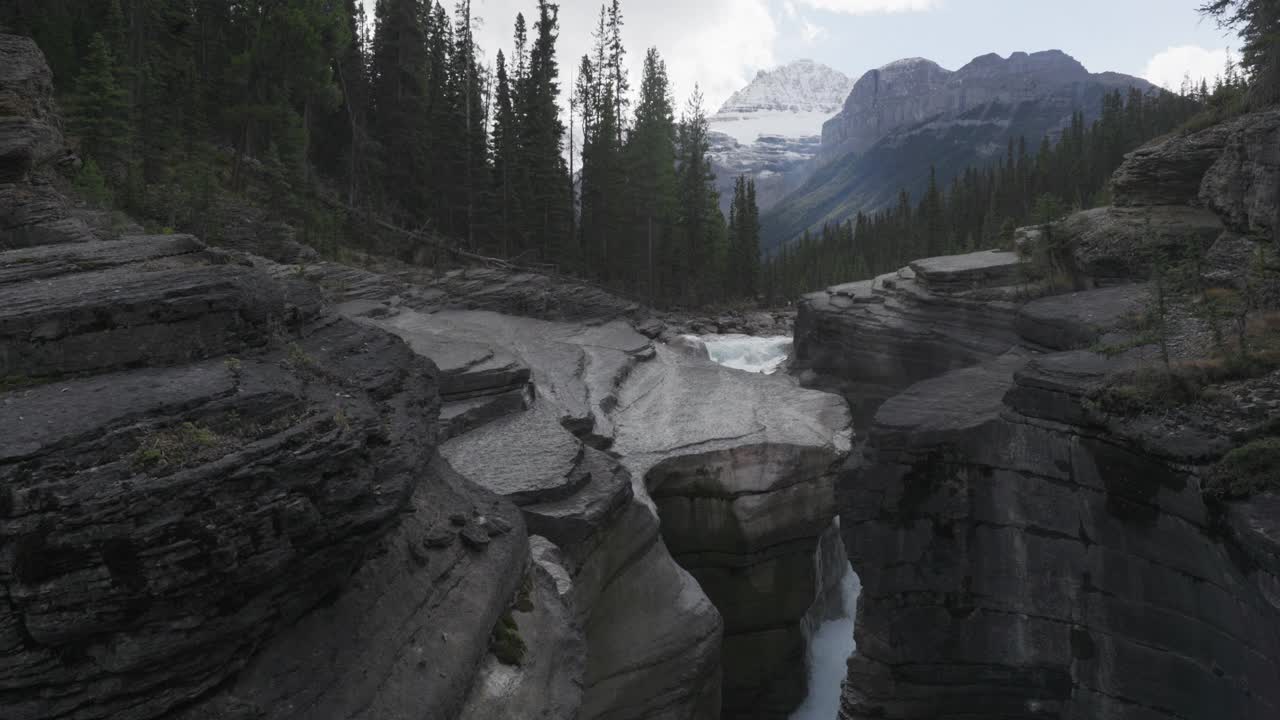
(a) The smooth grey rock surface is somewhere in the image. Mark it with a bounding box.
[1016,283,1148,350]
[909,250,1023,293]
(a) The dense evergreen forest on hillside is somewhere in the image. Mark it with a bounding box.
[1,0,762,307]
[2,0,1275,307]
[765,0,1277,300]
[763,88,1207,301]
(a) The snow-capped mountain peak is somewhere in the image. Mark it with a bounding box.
[717,59,854,116]
[707,59,854,215]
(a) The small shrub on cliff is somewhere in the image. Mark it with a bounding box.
[1206,437,1280,499]
[1091,351,1280,416]
[74,159,113,207]
[131,422,229,473]
[490,611,526,666]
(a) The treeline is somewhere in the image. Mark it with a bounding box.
[764,87,1205,301]
[2,0,763,309]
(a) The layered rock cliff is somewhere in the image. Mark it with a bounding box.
[795,105,1280,719]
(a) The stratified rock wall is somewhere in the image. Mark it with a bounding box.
[795,108,1280,720]
[794,252,1027,427]
[0,35,532,720]
[840,355,1280,719]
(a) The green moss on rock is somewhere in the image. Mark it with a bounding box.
[490,611,526,666]
[1207,437,1280,499]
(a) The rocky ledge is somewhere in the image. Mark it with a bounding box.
[795,105,1280,719]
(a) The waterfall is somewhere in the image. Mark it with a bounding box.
[789,566,861,720]
[699,334,794,375]
[700,332,862,719]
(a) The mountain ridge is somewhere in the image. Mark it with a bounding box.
[764,49,1158,249]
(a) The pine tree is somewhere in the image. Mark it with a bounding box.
[450,0,490,250]
[727,176,742,298]
[370,0,430,223]
[605,0,629,142]
[744,178,761,299]
[625,47,677,302]
[576,4,625,283]
[71,32,131,181]
[675,86,722,305]
[492,49,521,257]
[518,0,573,269]
[1200,0,1280,107]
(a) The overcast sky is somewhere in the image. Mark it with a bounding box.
[364,0,1242,114]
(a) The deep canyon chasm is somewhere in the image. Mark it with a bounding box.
[5,28,1280,720]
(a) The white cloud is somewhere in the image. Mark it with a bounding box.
[799,18,827,45]
[466,0,777,114]
[1143,45,1232,91]
[783,0,798,18]
[793,0,939,14]
[360,0,777,114]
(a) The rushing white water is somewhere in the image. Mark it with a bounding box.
[790,566,862,720]
[699,334,793,375]
[700,331,860,719]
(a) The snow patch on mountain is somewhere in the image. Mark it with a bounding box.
[712,59,854,147]
[708,60,853,212]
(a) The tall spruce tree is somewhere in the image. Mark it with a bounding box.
[1200,0,1280,107]
[625,48,678,302]
[492,49,521,257]
[370,0,430,223]
[518,0,573,269]
[675,86,723,305]
[71,32,131,180]
[450,0,490,249]
[576,4,626,283]
[605,0,629,142]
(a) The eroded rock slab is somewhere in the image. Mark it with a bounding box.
[796,265,1024,427]
[909,250,1023,294]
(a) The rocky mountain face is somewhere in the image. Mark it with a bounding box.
[1,34,855,720]
[709,60,854,213]
[763,51,1155,249]
[794,105,1280,719]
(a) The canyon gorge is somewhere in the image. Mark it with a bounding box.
[4,11,1280,720]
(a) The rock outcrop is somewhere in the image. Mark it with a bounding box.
[337,299,853,719]
[794,250,1028,426]
[0,212,539,720]
[0,36,546,720]
[795,108,1280,719]
[0,35,95,248]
